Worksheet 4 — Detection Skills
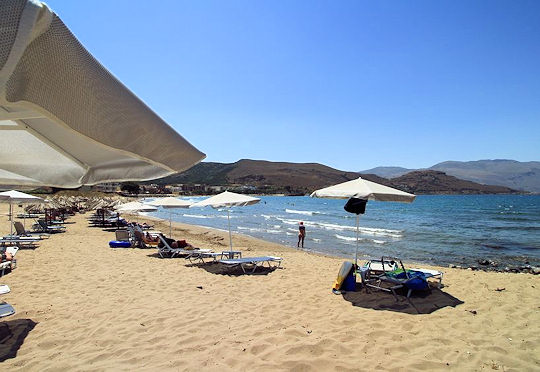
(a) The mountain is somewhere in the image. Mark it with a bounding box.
[359,166,413,179]
[430,160,540,193]
[388,170,518,194]
[361,159,540,192]
[156,159,519,195]
[159,159,360,193]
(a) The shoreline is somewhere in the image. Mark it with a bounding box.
[140,213,540,275]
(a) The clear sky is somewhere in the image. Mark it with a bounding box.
[45,0,539,171]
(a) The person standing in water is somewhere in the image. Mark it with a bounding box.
[298,221,306,248]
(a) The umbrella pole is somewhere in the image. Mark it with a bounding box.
[169,211,172,238]
[354,214,360,273]
[227,208,233,252]
[9,202,13,235]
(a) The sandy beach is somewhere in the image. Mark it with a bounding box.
[1,205,539,371]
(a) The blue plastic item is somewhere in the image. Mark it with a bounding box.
[341,268,357,291]
[109,240,131,248]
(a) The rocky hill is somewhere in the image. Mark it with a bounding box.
[362,159,540,192]
[387,170,518,194]
[156,159,519,195]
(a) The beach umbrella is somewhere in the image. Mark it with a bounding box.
[0,0,205,188]
[146,197,192,237]
[0,190,46,235]
[115,201,157,225]
[115,201,158,213]
[190,191,260,253]
[310,177,416,268]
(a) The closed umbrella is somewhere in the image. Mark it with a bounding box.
[311,177,415,268]
[146,197,192,237]
[0,0,205,187]
[190,191,260,255]
[0,190,46,235]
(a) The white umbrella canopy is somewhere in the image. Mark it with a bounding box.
[0,0,205,188]
[310,177,416,268]
[310,177,416,202]
[115,201,158,213]
[146,197,192,237]
[190,191,261,252]
[0,190,46,234]
[147,197,192,209]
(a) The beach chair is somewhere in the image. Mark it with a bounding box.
[217,256,283,274]
[409,267,444,288]
[156,235,211,259]
[0,246,19,276]
[13,221,50,239]
[0,302,15,318]
[35,219,66,233]
[0,236,40,249]
[363,257,429,300]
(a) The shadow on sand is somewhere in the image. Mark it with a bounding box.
[186,262,280,276]
[341,283,463,315]
[0,318,37,362]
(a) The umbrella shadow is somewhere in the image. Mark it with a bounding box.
[0,318,37,362]
[187,262,280,276]
[341,283,463,315]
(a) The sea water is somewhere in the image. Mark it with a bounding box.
[146,194,540,267]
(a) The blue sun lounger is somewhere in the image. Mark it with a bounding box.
[218,256,283,274]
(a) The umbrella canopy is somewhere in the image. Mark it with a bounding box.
[310,177,416,202]
[0,190,46,204]
[191,191,261,252]
[191,191,260,209]
[116,201,158,213]
[147,197,192,209]
[0,190,46,234]
[311,177,415,268]
[0,0,205,187]
[146,197,192,237]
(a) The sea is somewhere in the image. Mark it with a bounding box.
[145,194,540,267]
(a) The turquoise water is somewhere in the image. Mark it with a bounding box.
[146,195,540,267]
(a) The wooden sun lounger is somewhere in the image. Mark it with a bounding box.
[218,256,283,274]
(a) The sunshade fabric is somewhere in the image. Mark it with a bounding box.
[115,201,157,213]
[147,197,192,208]
[310,177,416,203]
[0,0,205,187]
[0,189,45,203]
[190,191,260,209]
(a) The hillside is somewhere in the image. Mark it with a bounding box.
[430,160,540,192]
[362,159,540,192]
[388,170,518,194]
[156,160,519,195]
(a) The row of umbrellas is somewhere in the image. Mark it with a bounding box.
[124,178,415,266]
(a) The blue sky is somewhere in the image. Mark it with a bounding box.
[46,0,539,171]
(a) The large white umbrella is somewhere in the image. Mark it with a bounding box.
[310,177,416,268]
[0,190,46,235]
[190,191,260,253]
[146,197,192,237]
[0,0,205,187]
[116,201,158,213]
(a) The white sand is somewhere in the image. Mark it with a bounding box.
[1,207,539,370]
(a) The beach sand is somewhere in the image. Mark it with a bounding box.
[0,205,539,371]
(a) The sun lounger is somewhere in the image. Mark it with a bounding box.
[218,256,283,274]
[0,302,15,318]
[0,284,10,295]
[0,246,19,276]
[410,267,443,288]
[362,257,429,300]
[157,235,210,258]
[0,236,40,249]
[13,221,50,239]
[35,219,66,233]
